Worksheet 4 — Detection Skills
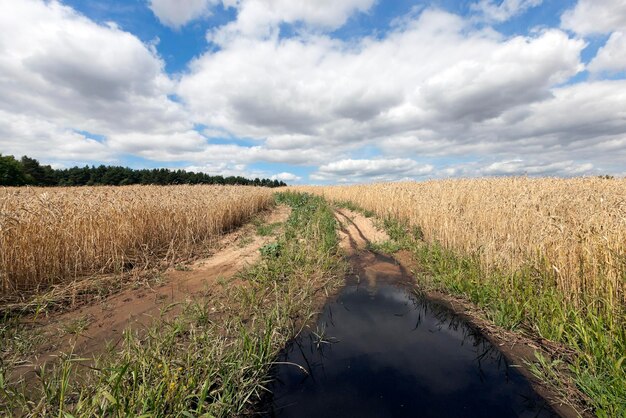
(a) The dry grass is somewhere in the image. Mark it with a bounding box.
[0,185,274,298]
[293,177,626,308]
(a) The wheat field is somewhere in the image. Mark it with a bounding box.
[294,177,626,309]
[0,185,274,296]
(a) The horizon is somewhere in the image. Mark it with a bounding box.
[1,0,625,184]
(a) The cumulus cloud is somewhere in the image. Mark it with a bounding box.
[179,8,595,177]
[471,0,543,22]
[210,0,376,43]
[588,31,626,74]
[181,10,584,137]
[311,159,434,183]
[184,163,301,181]
[0,110,113,163]
[0,0,196,161]
[1,0,625,182]
[561,0,626,35]
[270,172,302,182]
[477,159,594,176]
[149,0,217,29]
[376,79,626,177]
[185,162,266,179]
[432,159,597,179]
[562,1,626,93]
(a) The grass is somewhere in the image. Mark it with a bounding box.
[60,315,93,336]
[0,192,344,417]
[237,235,254,248]
[256,222,282,237]
[361,211,625,416]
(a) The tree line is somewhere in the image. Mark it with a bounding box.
[0,154,287,188]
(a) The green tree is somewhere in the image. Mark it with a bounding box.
[20,156,56,186]
[0,154,28,186]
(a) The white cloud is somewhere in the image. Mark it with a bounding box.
[185,162,265,178]
[185,163,300,181]
[0,110,113,162]
[479,159,594,176]
[588,31,626,74]
[377,80,626,173]
[561,1,626,103]
[0,0,195,162]
[107,131,208,155]
[1,1,624,182]
[561,0,626,35]
[311,159,434,183]
[149,0,216,29]
[179,9,590,173]
[182,11,584,136]
[471,0,543,22]
[434,159,597,178]
[211,0,376,43]
[270,172,301,182]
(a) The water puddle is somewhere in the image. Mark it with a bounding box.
[264,254,557,417]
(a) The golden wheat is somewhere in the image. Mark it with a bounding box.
[293,177,626,307]
[0,185,274,295]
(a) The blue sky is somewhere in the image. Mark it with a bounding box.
[1,0,625,183]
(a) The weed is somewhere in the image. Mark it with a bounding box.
[60,315,92,336]
[368,240,404,254]
[237,235,254,247]
[260,242,281,258]
[256,222,282,237]
[173,264,191,272]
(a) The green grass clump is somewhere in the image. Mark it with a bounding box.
[256,222,282,237]
[368,217,424,256]
[0,192,344,417]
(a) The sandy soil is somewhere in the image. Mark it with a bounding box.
[334,208,584,418]
[13,205,291,380]
[334,208,388,253]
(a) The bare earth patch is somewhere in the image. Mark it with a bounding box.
[334,208,388,253]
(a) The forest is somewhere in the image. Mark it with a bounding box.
[0,154,286,187]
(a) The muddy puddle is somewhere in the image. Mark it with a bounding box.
[263,253,557,417]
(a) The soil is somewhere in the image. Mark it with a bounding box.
[332,208,587,418]
[12,205,291,381]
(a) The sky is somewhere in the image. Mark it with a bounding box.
[0,0,625,184]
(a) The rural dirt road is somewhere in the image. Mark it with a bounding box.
[12,205,582,417]
[334,208,413,288]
